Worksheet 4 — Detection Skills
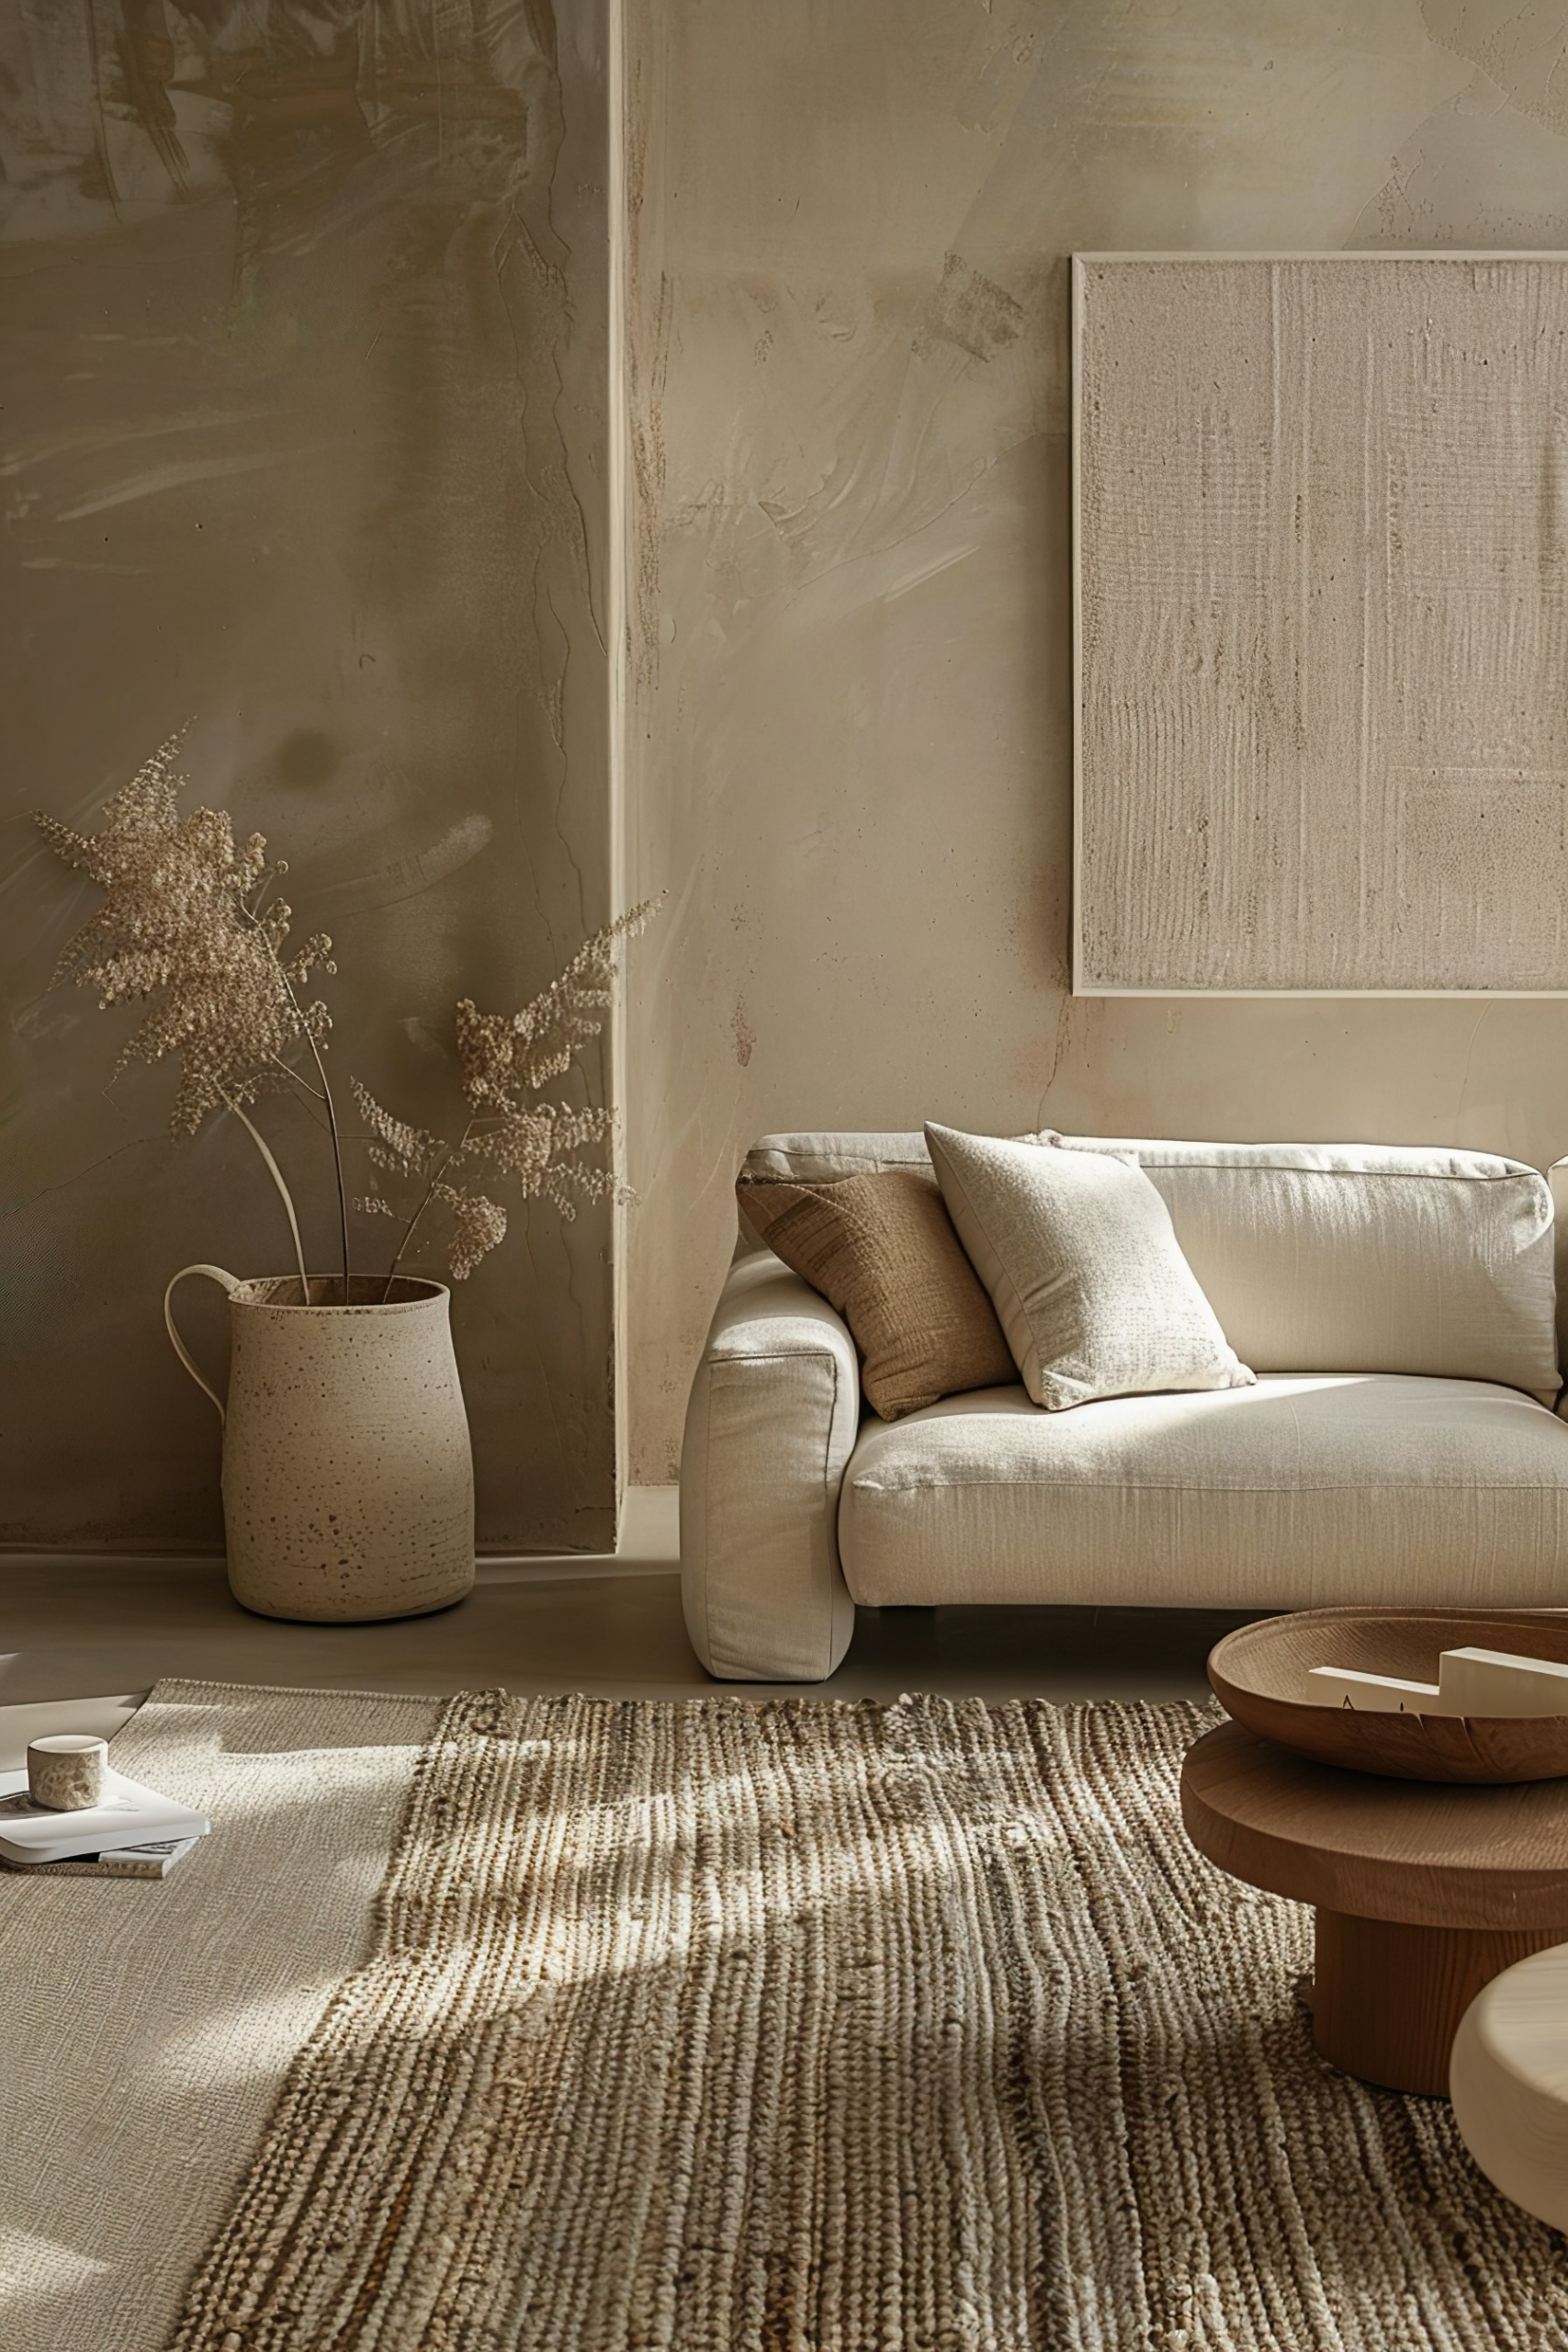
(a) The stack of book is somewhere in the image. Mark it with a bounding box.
[0,1766,209,1878]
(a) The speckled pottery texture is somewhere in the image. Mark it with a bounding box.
[166,1272,475,1623]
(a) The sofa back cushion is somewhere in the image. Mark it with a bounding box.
[739,1133,1560,1399]
[741,1134,940,1187]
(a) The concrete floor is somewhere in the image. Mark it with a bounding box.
[0,1490,1250,1764]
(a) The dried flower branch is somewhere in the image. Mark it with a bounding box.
[351,1080,441,1182]
[455,900,660,1109]
[39,734,661,1301]
[39,732,334,1134]
[36,731,350,1292]
[433,1182,508,1282]
[371,899,662,1288]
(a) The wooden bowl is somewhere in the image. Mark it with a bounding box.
[1208,1608,1568,1783]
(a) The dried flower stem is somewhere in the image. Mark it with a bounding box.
[242,903,351,1301]
[270,1053,325,1103]
[380,1118,479,1300]
[309,1033,351,1304]
[223,1093,310,1296]
[376,1104,539,1297]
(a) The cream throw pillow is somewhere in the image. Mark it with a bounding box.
[925,1123,1255,1411]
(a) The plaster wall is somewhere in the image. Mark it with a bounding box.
[2,2,616,1551]
[622,0,1568,1482]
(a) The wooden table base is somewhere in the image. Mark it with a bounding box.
[1182,1723,1568,2098]
[1312,1912,1564,2098]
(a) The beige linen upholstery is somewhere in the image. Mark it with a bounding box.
[743,1132,1560,1400]
[740,1132,944,1191]
[925,1122,1254,1409]
[680,1253,858,1681]
[1549,1158,1568,1380]
[686,1132,1568,1682]
[840,1375,1568,1611]
[1055,1136,1559,1400]
[737,1133,1056,1250]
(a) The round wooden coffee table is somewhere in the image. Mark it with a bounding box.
[1181,1720,1568,2097]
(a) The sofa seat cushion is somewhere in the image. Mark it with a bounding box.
[839,1374,1568,1611]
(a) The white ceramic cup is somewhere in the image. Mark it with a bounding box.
[28,1735,107,1812]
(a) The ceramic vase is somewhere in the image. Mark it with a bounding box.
[164,1268,475,1622]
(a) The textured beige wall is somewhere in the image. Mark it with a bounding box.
[2,4,616,1550]
[622,0,1568,1482]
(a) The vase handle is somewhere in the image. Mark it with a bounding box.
[164,1265,241,1425]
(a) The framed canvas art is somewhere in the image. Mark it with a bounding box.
[1074,253,1568,995]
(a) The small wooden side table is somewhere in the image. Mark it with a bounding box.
[1181,1720,1568,2098]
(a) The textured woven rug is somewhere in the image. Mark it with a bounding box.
[169,1690,1568,2352]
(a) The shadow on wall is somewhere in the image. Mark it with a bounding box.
[1,2,616,1552]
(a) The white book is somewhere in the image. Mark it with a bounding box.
[1,1836,202,1880]
[0,1767,209,1867]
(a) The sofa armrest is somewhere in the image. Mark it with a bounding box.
[680,1252,860,1681]
[1550,1161,1568,1393]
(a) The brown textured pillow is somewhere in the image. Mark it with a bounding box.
[736,1167,1016,1419]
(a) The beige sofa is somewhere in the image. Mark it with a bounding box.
[680,1132,1568,1682]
